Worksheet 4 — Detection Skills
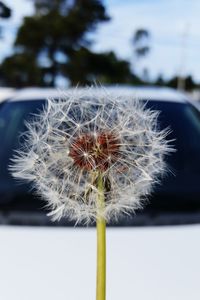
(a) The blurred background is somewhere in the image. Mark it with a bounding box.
[0,0,200,97]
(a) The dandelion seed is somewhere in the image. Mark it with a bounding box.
[10,87,171,224]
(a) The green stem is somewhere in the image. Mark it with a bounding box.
[96,174,106,300]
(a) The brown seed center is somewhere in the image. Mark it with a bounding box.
[69,132,120,171]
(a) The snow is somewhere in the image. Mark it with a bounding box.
[0,225,199,300]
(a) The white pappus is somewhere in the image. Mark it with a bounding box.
[10,87,172,224]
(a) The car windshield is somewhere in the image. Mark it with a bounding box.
[0,98,200,226]
[0,100,45,181]
[145,100,200,172]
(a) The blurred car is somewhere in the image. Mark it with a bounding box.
[0,87,15,104]
[0,86,200,225]
[189,98,200,111]
[0,86,200,300]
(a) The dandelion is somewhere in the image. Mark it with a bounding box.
[10,87,171,300]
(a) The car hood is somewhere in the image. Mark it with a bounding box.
[0,225,199,300]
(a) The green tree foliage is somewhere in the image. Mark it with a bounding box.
[0,53,44,87]
[131,28,151,83]
[0,1,11,19]
[66,47,133,85]
[6,0,124,87]
[1,0,140,87]
[132,28,150,59]
[167,75,196,91]
[16,0,109,54]
[154,74,165,87]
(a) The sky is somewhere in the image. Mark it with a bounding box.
[1,0,200,81]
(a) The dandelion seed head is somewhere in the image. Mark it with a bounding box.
[10,87,172,223]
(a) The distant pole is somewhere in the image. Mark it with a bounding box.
[177,24,190,91]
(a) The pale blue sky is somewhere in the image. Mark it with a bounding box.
[1,0,200,81]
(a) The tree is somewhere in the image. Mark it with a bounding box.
[1,0,142,87]
[13,0,110,86]
[154,74,165,87]
[167,75,197,91]
[132,28,151,81]
[132,28,150,59]
[65,47,133,85]
[0,1,11,18]
[0,53,44,87]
